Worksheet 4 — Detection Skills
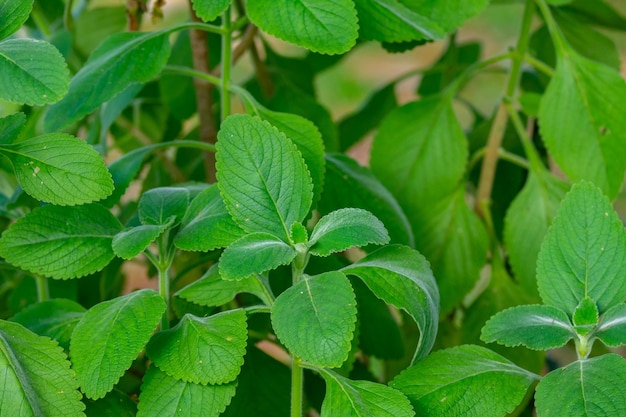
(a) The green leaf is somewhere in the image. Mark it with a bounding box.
[535,354,626,417]
[0,39,69,105]
[10,299,85,350]
[0,112,27,144]
[112,222,172,260]
[70,289,166,399]
[146,310,247,385]
[561,0,626,31]
[246,0,358,55]
[84,389,137,417]
[0,204,122,279]
[573,296,599,334]
[175,184,244,252]
[138,366,237,417]
[139,186,189,226]
[74,7,127,56]
[216,114,313,241]
[219,233,296,281]
[0,133,114,205]
[103,145,153,208]
[176,264,269,307]
[596,303,626,347]
[342,245,439,362]
[481,305,575,350]
[271,271,357,367]
[44,31,171,132]
[291,222,308,244]
[418,42,482,96]
[538,46,626,199]
[320,369,414,417]
[0,0,33,40]
[504,170,569,297]
[191,0,231,22]
[391,345,539,417]
[309,208,390,256]
[536,182,626,313]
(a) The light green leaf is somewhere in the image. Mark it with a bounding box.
[342,245,438,362]
[219,233,296,281]
[504,170,569,297]
[10,299,85,350]
[538,46,626,199]
[596,303,626,347]
[481,305,575,350]
[0,112,26,144]
[0,204,122,279]
[246,0,358,55]
[139,186,189,226]
[309,208,390,256]
[535,354,626,417]
[391,345,539,417]
[191,0,231,22]
[0,133,114,205]
[45,31,171,132]
[573,296,599,335]
[146,310,247,385]
[112,222,172,260]
[176,264,270,307]
[137,366,237,417]
[174,184,244,252]
[0,0,33,40]
[70,289,166,399]
[291,222,308,244]
[537,181,626,313]
[216,114,313,241]
[320,369,414,417]
[0,39,69,105]
[271,271,357,367]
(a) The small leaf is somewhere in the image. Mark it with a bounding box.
[320,369,414,417]
[309,208,390,256]
[0,204,122,279]
[70,289,166,399]
[246,0,358,54]
[45,31,171,132]
[537,181,626,313]
[0,112,26,144]
[0,39,69,105]
[0,133,114,205]
[139,186,189,226]
[216,114,313,241]
[342,245,439,362]
[0,0,33,40]
[535,354,626,417]
[481,305,575,350]
[219,232,296,280]
[596,303,626,347]
[573,296,599,335]
[271,271,357,367]
[0,320,85,417]
[113,222,172,260]
[291,222,308,244]
[191,0,231,22]
[146,309,248,385]
[175,184,244,252]
[391,345,539,417]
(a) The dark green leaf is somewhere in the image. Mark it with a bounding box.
[112,222,172,260]
[139,186,189,226]
[561,0,626,31]
[103,145,153,208]
[0,0,33,40]
[84,389,137,417]
[596,303,626,347]
[0,112,26,144]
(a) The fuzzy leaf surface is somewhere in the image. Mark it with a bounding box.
[70,290,166,399]
[537,182,626,313]
[391,345,539,417]
[0,133,114,205]
[271,271,357,367]
[139,187,189,226]
[217,114,313,240]
[112,222,172,260]
[0,204,122,279]
[191,0,231,22]
[146,310,247,385]
[0,320,85,417]
[596,303,626,347]
[0,0,33,40]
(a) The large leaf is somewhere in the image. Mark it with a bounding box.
[0,320,85,417]
[535,354,626,417]
[146,310,247,385]
[596,303,626,347]
[271,271,357,367]
[138,366,237,417]
[70,289,166,399]
[536,182,626,313]
[391,345,539,417]
[0,204,122,279]
[45,31,171,131]
[246,0,358,54]
[191,0,231,22]
[0,133,113,205]
[320,369,414,417]
[0,0,33,40]
[538,45,626,199]
[216,114,313,241]
[0,39,69,105]
[342,245,439,362]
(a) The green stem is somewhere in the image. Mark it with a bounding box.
[221,7,233,122]
[444,52,514,97]
[64,0,75,32]
[244,305,272,315]
[255,273,275,306]
[467,146,529,174]
[31,2,51,37]
[145,232,175,331]
[35,276,49,302]
[158,263,170,330]
[291,356,304,417]
[535,0,567,55]
[503,100,545,172]
[524,54,555,77]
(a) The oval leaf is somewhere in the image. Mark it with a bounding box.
[0,0,33,40]
[112,223,171,260]
[70,289,166,399]
[139,187,189,226]
[596,303,626,347]
[191,0,232,22]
